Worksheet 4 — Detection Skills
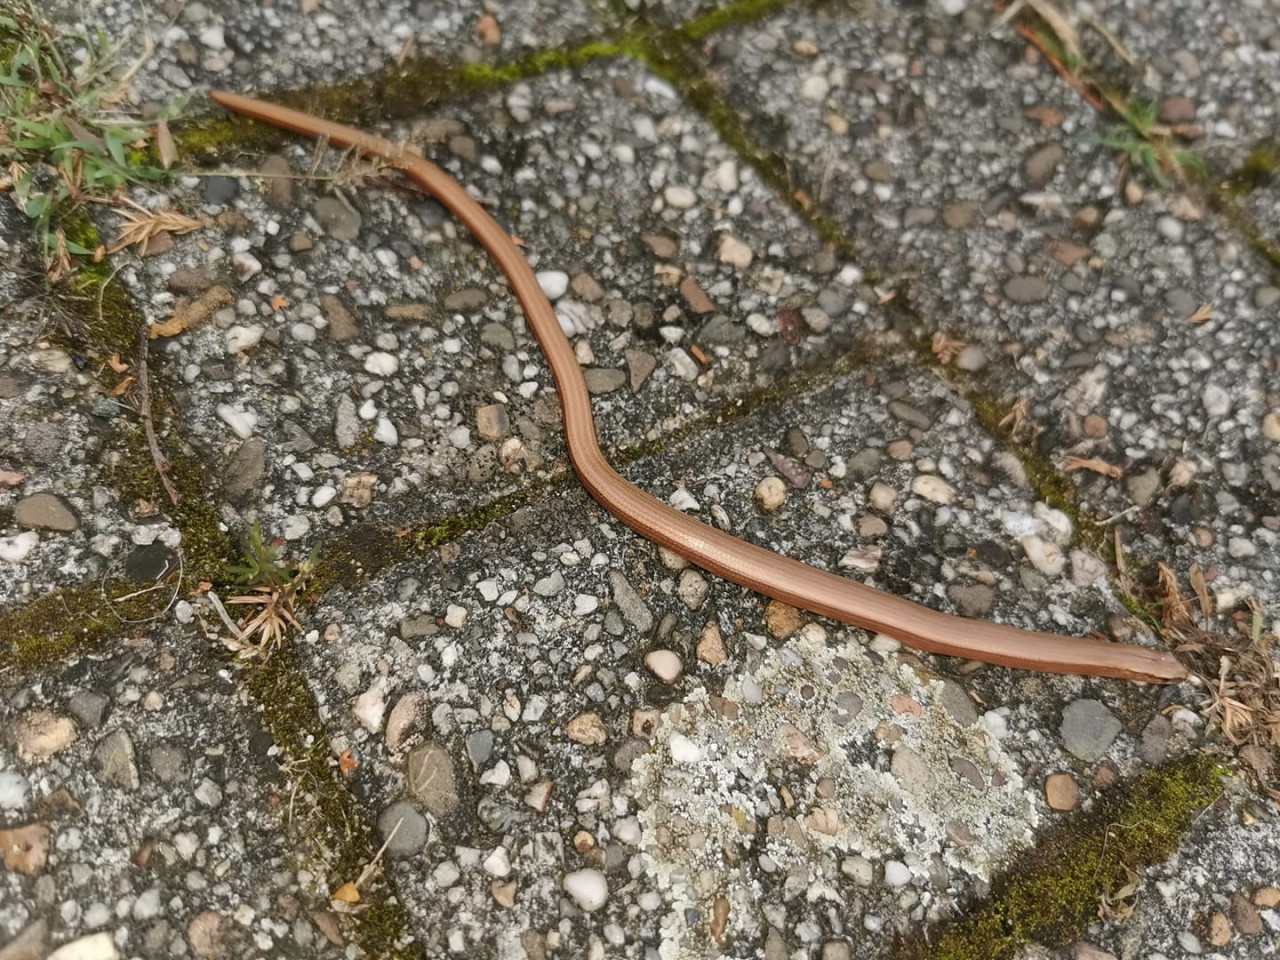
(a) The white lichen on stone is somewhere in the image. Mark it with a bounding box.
[626,623,1037,956]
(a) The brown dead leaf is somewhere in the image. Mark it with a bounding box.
[310,911,345,947]
[331,882,360,904]
[931,332,967,364]
[475,13,501,45]
[1113,528,1135,598]
[63,116,104,151]
[0,823,51,874]
[1186,302,1213,324]
[106,352,129,373]
[268,293,290,312]
[1098,863,1139,921]
[155,118,177,169]
[1157,562,1194,630]
[338,748,358,773]
[108,375,135,397]
[1239,744,1273,781]
[150,285,233,338]
[1025,104,1064,128]
[1188,564,1213,619]
[1064,455,1123,478]
[999,396,1031,437]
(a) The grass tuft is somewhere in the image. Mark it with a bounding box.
[1,1,179,279]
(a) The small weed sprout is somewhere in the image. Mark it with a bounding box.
[221,522,315,660]
[1098,99,1205,185]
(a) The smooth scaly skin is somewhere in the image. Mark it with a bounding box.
[207,90,1188,684]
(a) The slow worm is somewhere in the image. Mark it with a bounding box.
[207,90,1187,684]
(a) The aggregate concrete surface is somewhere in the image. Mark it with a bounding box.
[1,1,1277,959]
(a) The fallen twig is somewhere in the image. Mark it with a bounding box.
[135,323,182,506]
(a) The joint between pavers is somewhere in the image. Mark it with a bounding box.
[240,645,416,958]
[308,339,872,594]
[901,753,1225,960]
[174,0,875,285]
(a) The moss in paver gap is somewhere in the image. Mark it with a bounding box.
[0,441,234,670]
[0,215,235,671]
[964,388,1110,559]
[308,338,868,594]
[177,40,626,160]
[678,0,795,42]
[173,0,867,272]
[1211,181,1280,271]
[66,218,236,587]
[241,644,414,958]
[630,27,865,266]
[902,753,1224,960]
[1224,142,1280,196]
[0,585,121,672]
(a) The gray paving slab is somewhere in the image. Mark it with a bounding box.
[713,2,1280,624]
[709,3,1104,278]
[105,56,868,553]
[69,0,608,105]
[0,635,346,959]
[288,358,1217,957]
[1109,0,1279,152]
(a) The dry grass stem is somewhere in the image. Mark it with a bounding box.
[930,332,967,364]
[1064,455,1124,478]
[107,198,202,254]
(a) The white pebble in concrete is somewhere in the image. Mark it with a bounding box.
[563,869,608,912]
[910,475,955,504]
[668,732,702,764]
[536,271,569,300]
[663,185,697,209]
[643,650,683,684]
[754,476,787,512]
[483,846,511,878]
[364,351,399,375]
[884,861,912,887]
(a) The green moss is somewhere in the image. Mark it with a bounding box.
[61,215,101,255]
[679,0,793,42]
[964,388,1110,558]
[628,28,864,267]
[912,754,1224,960]
[0,221,234,677]
[179,37,626,161]
[1211,185,1280,272]
[306,338,867,591]
[107,430,235,585]
[55,241,238,586]
[454,39,625,87]
[0,586,117,672]
[306,469,580,594]
[241,644,414,958]
[1221,142,1278,197]
[176,6,868,277]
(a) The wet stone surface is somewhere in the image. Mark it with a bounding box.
[2,0,1278,958]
